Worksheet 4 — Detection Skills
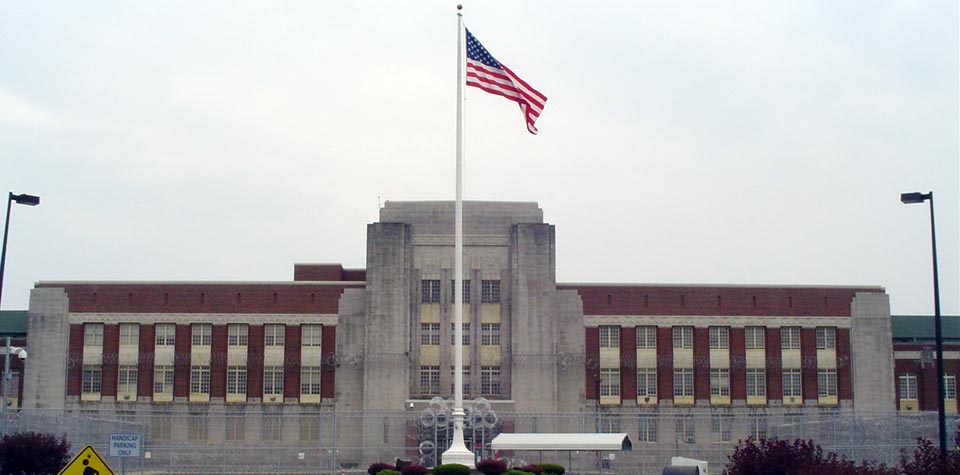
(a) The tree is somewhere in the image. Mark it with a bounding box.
[0,432,71,475]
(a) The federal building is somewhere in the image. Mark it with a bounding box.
[13,201,958,467]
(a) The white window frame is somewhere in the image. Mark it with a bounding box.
[636,326,657,349]
[481,366,501,396]
[599,325,620,349]
[264,324,285,347]
[84,323,104,346]
[481,323,500,346]
[674,368,694,397]
[782,369,802,397]
[898,374,918,400]
[781,327,801,350]
[153,365,174,395]
[228,324,248,347]
[263,367,284,396]
[227,366,247,396]
[745,326,765,350]
[817,369,837,397]
[710,368,730,397]
[191,323,212,347]
[709,326,729,350]
[117,365,138,397]
[420,323,440,345]
[637,368,657,397]
[301,366,323,396]
[481,280,501,303]
[746,368,766,397]
[301,324,323,347]
[816,327,836,350]
[155,323,176,346]
[190,365,211,395]
[638,415,658,442]
[420,365,440,395]
[600,368,620,397]
[673,326,693,349]
[81,365,102,394]
[119,323,139,348]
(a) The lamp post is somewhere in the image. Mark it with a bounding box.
[0,192,40,437]
[900,191,945,458]
[1,337,27,435]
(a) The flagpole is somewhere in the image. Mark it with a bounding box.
[443,3,475,468]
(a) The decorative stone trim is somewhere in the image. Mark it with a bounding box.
[68,313,338,326]
[412,235,510,246]
[583,315,851,329]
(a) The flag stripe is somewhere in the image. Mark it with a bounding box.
[464,28,546,134]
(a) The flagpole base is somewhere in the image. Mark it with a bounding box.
[441,409,475,468]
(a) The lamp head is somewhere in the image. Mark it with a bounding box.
[10,193,40,206]
[17,349,27,361]
[900,192,930,204]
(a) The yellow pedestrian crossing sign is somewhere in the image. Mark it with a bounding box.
[57,445,116,475]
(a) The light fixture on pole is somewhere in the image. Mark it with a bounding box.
[900,191,945,459]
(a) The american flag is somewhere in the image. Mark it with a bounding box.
[465,28,547,134]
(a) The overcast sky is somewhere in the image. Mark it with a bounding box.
[1,1,957,315]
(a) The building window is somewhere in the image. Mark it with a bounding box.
[637,368,657,397]
[818,369,837,397]
[746,369,766,397]
[191,324,212,346]
[451,280,471,303]
[118,365,138,397]
[673,326,693,349]
[709,326,729,350]
[748,415,767,440]
[481,323,500,346]
[190,366,211,395]
[420,366,440,395]
[153,365,173,396]
[301,367,322,396]
[782,369,802,398]
[263,367,284,396]
[712,412,733,443]
[84,323,104,346]
[816,327,836,350]
[599,325,620,349]
[481,366,501,396]
[898,374,918,400]
[420,323,440,345]
[710,368,731,397]
[674,368,694,397]
[450,323,470,345]
[264,324,285,347]
[188,413,208,441]
[225,415,245,441]
[637,326,657,349]
[450,366,471,395]
[421,279,441,304]
[638,415,658,442]
[600,368,620,397]
[119,323,139,347]
[300,416,321,442]
[151,412,171,440]
[599,414,621,433]
[81,366,102,394]
[227,366,247,396]
[946,374,957,400]
[481,280,500,303]
[263,416,282,443]
[676,415,695,443]
[155,323,176,346]
[745,326,765,349]
[228,324,248,346]
[302,324,323,347]
[781,327,801,350]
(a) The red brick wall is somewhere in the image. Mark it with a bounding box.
[801,328,818,400]
[694,327,710,400]
[562,285,882,317]
[247,325,264,398]
[585,327,599,400]
[657,327,674,400]
[837,328,852,400]
[37,282,362,314]
[173,324,191,398]
[730,327,746,400]
[284,325,302,400]
[294,264,366,282]
[321,326,337,399]
[138,325,155,398]
[765,328,782,399]
[210,325,228,398]
[67,324,83,396]
[621,326,637,401]
[101,324,119,397]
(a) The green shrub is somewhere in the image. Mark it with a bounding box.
[400,464,430,475]
[378,470,401,475]
[432,463,472,475]
[505,469,534,475]
[368,462,397,475]
[538,464,565,475]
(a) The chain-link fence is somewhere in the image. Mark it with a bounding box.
[4,405,956,475]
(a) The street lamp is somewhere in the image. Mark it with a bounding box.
[1,338,27,435]
[0,192,41,307]
[0,192,40,437]
[900,191,945,458]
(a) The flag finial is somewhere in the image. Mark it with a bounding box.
[457,4,463,11]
